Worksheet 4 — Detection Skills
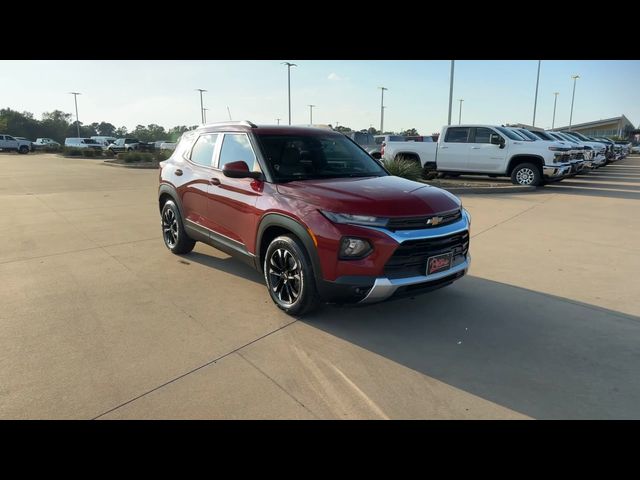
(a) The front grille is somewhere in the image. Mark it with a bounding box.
[384,231,469,279]
[386,209,462,231]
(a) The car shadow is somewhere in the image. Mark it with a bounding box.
[302,275,640,419]
[185,251,264,284]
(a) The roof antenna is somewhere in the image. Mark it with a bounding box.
[227,107,232,121]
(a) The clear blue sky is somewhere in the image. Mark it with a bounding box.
[1,60,638,134]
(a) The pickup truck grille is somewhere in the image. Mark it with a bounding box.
[386,209,461,231]
[384,231,469,279]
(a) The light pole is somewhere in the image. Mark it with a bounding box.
[227,106,232,121]
[276,118,281,125]
[282,62,297,125]
[458,99,464,125]
[532,60,541,126]
[195,89,207,124]
[202,108,208,124]
[447,60,455,125]
[308,105,316,125]
[569,75,580,130]
[69,92,81,137]
[552,92,559,129]
[378,86,387,133]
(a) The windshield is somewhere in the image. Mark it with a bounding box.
[566,131,589,141]
[531,130,555,141]
[256,133,387,182]
[495,126,525,141]
[516,129,540,141]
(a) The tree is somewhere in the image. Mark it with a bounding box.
[97,122,116,136]
[115,126,128,137]
[41,110,72,142]
[334,125,352,133]
[400,128,420,136]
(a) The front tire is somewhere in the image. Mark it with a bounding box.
[161,200,195,254]
[18,146,29,154]
[264,235,319,316]
[511,163,542,186]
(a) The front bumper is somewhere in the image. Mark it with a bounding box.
[359,255,469,303]
[543,164,571,178]
[316,211,471,304]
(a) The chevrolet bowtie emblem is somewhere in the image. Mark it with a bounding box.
[427,216,443,226]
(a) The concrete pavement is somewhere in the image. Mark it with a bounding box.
[1,153,639,419]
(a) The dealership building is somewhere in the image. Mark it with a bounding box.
[551,115,636,139]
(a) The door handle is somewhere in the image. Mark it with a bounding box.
[440,146,449,149]
[175,169,183,176]
[471,147,480,149]
[211,178,221,186]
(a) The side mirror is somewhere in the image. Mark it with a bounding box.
[490,133,505,148]
[222,161,262,179]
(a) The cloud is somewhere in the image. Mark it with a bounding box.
[328,73,342,81]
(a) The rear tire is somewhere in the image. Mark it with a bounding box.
[511,163,542,186]
[264,234,320,316]
[161,200,195,254]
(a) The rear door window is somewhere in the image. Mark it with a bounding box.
[444,127,470,143]
[189,134,218,167]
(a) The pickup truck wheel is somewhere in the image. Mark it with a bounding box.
[18,146,29,154]
[161,200,195,254]
[264,234,319,316]
[511,163,542,186]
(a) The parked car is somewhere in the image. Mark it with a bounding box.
[0,134,32,154]
[631,145,640,154]
[560,131,608,166]
[33,138,61,150]
[159,142,177,151]
[91,136,117,149]
[382,124,571,186]
[158,121,471,315]
[153,140,168,150]
[529,130,592,169]
[343,131,383,159]
[107,138,154,153]
[64,138,104,150]
[510,128,585,175]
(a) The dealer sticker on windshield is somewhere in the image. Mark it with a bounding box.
[427,252,453,275]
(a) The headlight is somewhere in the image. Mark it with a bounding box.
[320,211,389,227]
[339,237,372,259]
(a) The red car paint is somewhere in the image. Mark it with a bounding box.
[159,124,469,305]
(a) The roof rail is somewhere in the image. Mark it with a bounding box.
[201,120,258,128]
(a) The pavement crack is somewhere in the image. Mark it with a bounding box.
[237,351,320,419]
[92,319,298,419]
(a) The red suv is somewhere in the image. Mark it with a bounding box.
[158,121,471,315]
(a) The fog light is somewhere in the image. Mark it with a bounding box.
[339,237,372,259]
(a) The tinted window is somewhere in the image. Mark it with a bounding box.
[495,127,523,141]
[473,128,493,143]
[256,133,386,182]
[190,134,218,167]
[218,134,258,171]
[531,130,554,141]
[5,135,15,141]
[444,128,470,143]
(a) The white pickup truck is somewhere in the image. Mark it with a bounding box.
[382,124,572,186]
[0,134,32,154]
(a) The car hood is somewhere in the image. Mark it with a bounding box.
[275,175,461,217]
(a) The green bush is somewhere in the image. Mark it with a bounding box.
[118,152,155,163]
[382,157,423,181]
[84,149,95,158]
[63,147,82,157]
[153,150,171,162]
